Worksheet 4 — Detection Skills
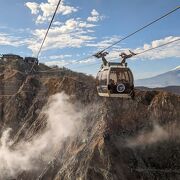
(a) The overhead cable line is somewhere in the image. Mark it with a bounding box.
[34,6,179,72]
[29,0,62,74]
[72,38,180,69]
[1,39,179,97]
[72,6,180,64]
[101,6,180,52]
[27,38,180,73]
[36,0,62,59]
[136,38,180,56]
[4,0,62,98]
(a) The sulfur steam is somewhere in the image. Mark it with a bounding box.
[0,93,83,179]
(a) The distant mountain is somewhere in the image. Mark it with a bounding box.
[136,86,180,95]
[135,66,180,88]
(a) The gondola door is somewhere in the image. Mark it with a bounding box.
[96,68,109,97]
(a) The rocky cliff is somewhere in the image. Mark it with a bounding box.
[0,58,180,180]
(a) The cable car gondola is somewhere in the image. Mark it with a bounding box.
[94,51,135,98]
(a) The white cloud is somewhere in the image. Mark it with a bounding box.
[49,54,72,59]
[87,9,104,22]
[57,2,77,15]
[87,16,99,23]
[86,36,121,49]
[77,36,180,65]
[44,56,97,67]
[0,33,26,47]
[53,21,63,26]
[26,18,97,55]
[42,36,122,67]
[45,60,70,67]
[24,2,104,55]
[91,9,99,16]
[76,36,180,67]
[25,0,78,24]
[36,15,51,24]
[0,3,105,60]
[101,36,180,62]
[134,36,180,60]
[25,2,39,15]
[78,57,96,64]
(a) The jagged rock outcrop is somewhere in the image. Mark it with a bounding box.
[0,58,180,180]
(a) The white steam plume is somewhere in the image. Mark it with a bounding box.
[0,93,83,179]
[126,124,169,147]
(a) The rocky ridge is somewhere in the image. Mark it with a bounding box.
[0,57,180,180]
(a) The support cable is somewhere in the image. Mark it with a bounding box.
[72,6,180,64]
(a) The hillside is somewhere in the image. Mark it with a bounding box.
[135,67,180,87]
[0,57,180,180]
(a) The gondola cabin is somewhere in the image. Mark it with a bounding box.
[96,62,134,98]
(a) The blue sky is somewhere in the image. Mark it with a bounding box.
[0,0,179,79]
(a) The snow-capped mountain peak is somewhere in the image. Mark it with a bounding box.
[135,66,180,88]
[172,65,180,71]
